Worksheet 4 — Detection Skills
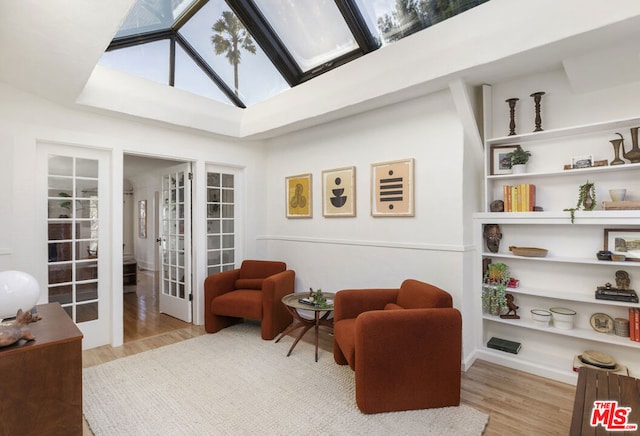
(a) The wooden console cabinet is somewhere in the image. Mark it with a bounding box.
[0,303,83,435]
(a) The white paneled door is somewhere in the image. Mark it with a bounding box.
[158,163,192,322]
[41,144,111,349]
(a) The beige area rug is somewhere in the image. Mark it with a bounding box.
[83,323,488,436]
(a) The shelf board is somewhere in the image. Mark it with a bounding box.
[483,315,640,349]
[487,161,640,180]
[475,347,579,385]
[486,116,640,146]
[481,251,640,267]
[473,210,640,224]
[496,285,640,308]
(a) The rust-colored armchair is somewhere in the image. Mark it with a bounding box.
[333,279,462,414]
[204,260,295,340]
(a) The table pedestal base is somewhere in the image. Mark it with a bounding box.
[276,309,333,362]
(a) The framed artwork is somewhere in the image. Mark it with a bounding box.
[490,145,519,175]
[571,155,593,169]
[322,166,356,217]
[138,200,147,238]
[604,229,640,261]
[286,173,312,218]
[371,158,414,217]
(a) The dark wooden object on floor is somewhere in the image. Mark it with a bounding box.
[123,259,137,286]
[0,303,83,436]
[570,366,640,436]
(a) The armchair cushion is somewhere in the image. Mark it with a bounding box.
[234,278,264,290]
[333,279,462,414]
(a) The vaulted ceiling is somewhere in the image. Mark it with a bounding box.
[2,1,640,140]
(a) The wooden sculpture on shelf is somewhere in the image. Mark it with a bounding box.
[0,309,42,347]
[500,293,520,319]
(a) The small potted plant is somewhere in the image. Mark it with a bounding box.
[507,146,531,174]
[563,180,596,223]
[482,263,509,316]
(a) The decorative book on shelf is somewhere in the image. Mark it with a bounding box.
[487,336,521,354]
[602,201,640,210]
[502,184,536,212]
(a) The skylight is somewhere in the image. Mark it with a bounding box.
[101,0,490,108]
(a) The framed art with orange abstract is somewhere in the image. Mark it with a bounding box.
[286,173,312,218]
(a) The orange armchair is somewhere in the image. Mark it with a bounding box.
[333,279,462,414]
[204,260,295,340]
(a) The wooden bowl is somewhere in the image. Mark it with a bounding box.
[509,246,548,257]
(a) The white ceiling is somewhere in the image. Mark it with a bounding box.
[3,0,640,140]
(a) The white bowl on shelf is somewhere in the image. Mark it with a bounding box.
[531,309,552,327]
[550,307,577,330]
[609,189,627,202]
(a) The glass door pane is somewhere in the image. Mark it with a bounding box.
[47,155,100,323]
[206,170,234,275]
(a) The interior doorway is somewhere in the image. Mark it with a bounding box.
[122,154,191,342]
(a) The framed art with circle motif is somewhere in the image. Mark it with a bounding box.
[322,166,355,217]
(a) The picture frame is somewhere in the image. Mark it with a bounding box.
[490,145,519,175]
[370,158,414,217]
[572,154,593,169]
[604,228,640,261]
[322,166,356,217]
[286,173,312,218]
[138,200,147,239]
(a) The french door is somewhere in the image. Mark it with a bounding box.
[42,144,111,348]
[158,163,192,322]
[206,166,238,275]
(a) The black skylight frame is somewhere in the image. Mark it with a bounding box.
[106,0,379,108]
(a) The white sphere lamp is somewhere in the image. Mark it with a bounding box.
[0,271,41,320]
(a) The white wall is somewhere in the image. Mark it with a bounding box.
[261,89,475,346]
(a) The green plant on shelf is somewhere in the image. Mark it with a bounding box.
[506,146,531,165]
[482,263,509,316]
[308,288,332,309]
[563,180,596,223]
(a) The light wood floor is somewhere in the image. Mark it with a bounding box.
[83,273,576,435]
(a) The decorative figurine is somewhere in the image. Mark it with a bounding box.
[0,309,41,347]
[623,127,640,163]
[530,91,545,132]
[500,293,520,319]
[616,270,631,290]
[610,132,626,165]
[505,98,519,136]
[490,200,504,212]
[595,271,638,303]
[483,224,502,253]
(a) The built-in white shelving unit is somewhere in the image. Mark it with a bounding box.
[474,92,640,385]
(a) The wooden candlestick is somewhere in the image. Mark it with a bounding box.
[530,91,545,132]
[505,98,519,136]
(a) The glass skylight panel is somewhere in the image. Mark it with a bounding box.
[116,0,197,38]
[99,40,170,85]
[178,1,289,106]
[174,44,233,105]
[252,0,358,72]
[354,0,490,45]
